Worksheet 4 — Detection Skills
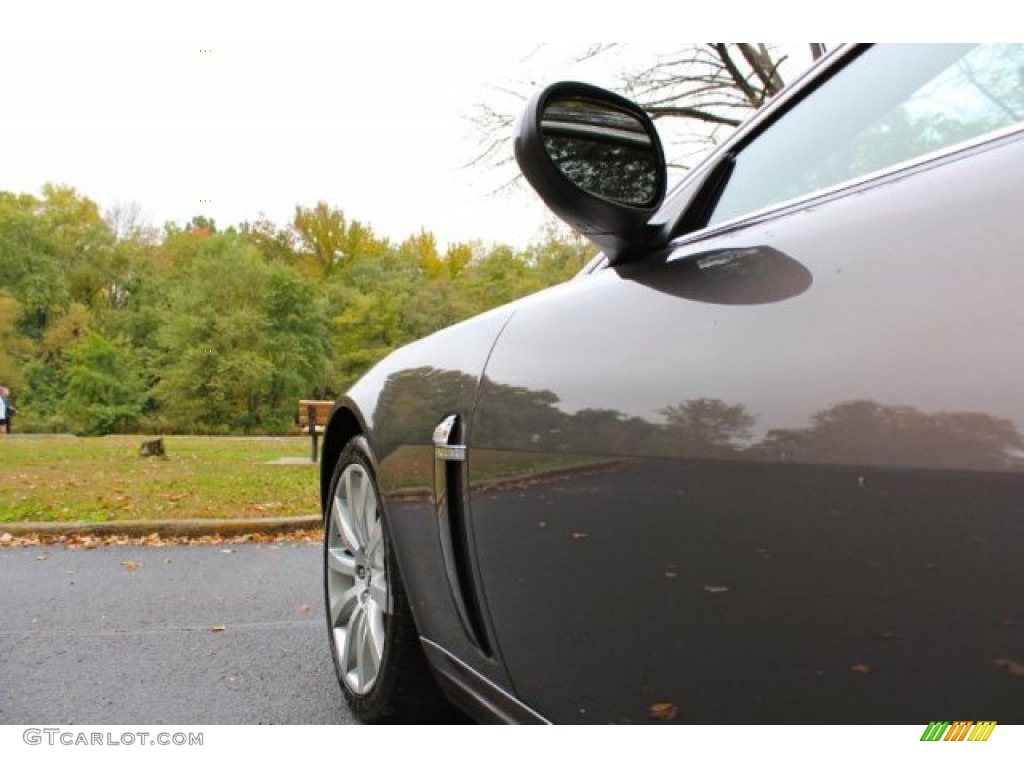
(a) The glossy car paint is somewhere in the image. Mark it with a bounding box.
[469,133,1024,723]
[321,48,1024,722]
[328,305,518,696]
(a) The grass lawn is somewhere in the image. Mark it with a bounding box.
[0,435,319,523]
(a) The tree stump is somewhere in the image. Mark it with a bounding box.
[139,438,166,458]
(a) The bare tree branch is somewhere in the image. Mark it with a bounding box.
[737,43,785,101]
[465,44,827,189]
[713,43,761,107]
[646,106,742,126]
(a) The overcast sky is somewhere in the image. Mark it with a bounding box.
[0,41,592,248]
[0,3,988,249]
[0,4,689,249]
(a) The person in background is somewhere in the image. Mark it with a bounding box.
[0,386,13,434]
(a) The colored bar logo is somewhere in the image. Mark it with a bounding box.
[920,721,996,741]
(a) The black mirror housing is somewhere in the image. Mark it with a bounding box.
[514,82,669,264]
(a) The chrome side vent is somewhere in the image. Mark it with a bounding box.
[432,414,490,654]
[433,414,467,462]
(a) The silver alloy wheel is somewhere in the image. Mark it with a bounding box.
[326,463,389,695]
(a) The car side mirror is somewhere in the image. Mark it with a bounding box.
[515,82,669,264]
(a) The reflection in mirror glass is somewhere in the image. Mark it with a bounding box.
[541,98,659,207]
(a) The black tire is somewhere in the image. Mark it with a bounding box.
[323,436,454,723]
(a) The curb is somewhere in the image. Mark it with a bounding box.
[0,515,322,538]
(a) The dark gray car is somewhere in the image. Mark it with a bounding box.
[319,44,1024,723]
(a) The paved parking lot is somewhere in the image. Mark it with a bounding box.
[0,541,355,724]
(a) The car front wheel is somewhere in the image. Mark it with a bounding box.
[324,436,453,722]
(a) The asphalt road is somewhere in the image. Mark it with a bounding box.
[0,541,356,724]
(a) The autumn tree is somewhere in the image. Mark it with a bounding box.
[291,202,387,281]
[1,184,593,434]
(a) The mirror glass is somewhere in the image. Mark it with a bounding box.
[541,97,660,207]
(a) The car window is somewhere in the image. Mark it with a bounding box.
[707,44,1024,226]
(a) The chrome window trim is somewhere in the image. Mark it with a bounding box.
[667,120,1024,250]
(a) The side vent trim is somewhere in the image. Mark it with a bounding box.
[433,414,490,654]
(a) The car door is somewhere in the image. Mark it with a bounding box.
[466,44,1024,723]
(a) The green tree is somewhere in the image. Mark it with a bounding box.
[63,332,147,434]
[328,248,422,387]
[0,184,603,435]
[660,398,756,455]
[155,235,330,432]
[0,190,67,336]
[37,184,117,310]
[0,291,28,389]
[522,222,598,282]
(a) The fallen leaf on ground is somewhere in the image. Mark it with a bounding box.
[649,702,679,721]
[850,663,871,674]
[298,603,311,615]
[120,560,139,571]
[209,625,226,633]
[0,528,322,549]
[994,658,1024,677]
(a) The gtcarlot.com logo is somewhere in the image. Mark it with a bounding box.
[920,721,997,742]
[23,729,203,747]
